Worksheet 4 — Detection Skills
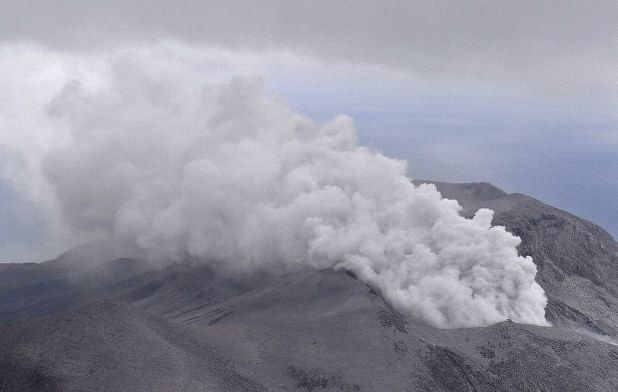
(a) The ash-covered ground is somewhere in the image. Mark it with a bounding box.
[1,181,616,391]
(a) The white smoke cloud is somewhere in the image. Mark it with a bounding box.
[2,43,548,328]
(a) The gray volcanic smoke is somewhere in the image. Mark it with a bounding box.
[7,46,548,328]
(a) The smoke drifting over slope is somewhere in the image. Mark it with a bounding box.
[6,46,547,328]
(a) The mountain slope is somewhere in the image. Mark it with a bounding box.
[0,180,617,391]
[0,301,266,392]
[414,180,618,337]
[2,266,617,391]
[128,265,618,391]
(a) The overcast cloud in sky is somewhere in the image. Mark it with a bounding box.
[0,1,616,262]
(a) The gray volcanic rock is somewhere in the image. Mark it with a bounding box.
[1,266,617,391]
[413,180,508,216]
[127,265,618,391]
[0,180,617,391]
[414,180,618,338]
[0,262,77,321]
[0,301,266,392]
[0,256,153,321]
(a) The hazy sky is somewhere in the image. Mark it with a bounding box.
[0,1,616,262]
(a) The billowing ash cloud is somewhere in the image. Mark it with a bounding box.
[37,53,548,328]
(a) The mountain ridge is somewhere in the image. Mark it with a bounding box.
[1,180,616,391]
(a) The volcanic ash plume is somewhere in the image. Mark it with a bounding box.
[42,58,547,328]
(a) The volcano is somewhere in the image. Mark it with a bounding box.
[1,181,616,391]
